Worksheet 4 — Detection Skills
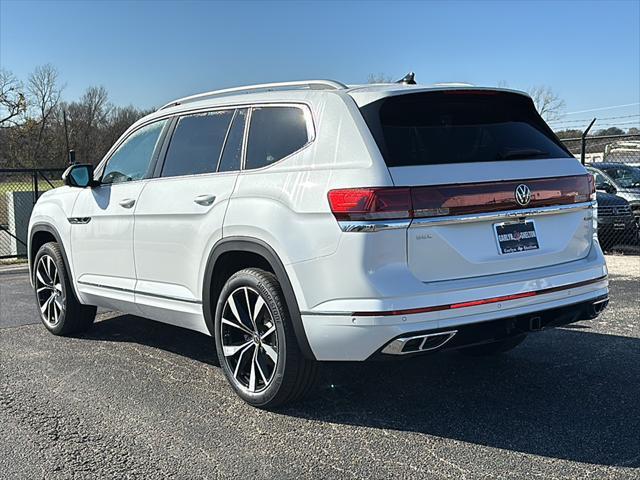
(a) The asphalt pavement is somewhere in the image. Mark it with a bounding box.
[1,258,638,479]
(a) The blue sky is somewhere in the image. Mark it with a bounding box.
[1,0,639,129]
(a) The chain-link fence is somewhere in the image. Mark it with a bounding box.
[0,168,65,259]
[561,134,640,253]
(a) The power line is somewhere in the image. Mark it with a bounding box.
[548,113,640,124]
[553,120,640,129]
[563,102,640,115]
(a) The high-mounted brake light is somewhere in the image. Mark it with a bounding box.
[442,89,499,95]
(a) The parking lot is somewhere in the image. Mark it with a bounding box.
[0,255,638,479]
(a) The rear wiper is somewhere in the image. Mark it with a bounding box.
[498,148,549,160]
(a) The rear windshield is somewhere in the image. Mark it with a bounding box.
[359,91,571,167]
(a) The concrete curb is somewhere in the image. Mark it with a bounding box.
[0,264,29,276]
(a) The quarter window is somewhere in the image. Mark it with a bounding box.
[102,120,167,184]
[162,110,234,177]
[245,106,309,170]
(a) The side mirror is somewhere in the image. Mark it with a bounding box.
[62,163,95,188]
[595,182,616,194]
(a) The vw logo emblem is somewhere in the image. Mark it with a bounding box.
[515,184,532,207]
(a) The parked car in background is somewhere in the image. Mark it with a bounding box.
[29,80,609,408]
[595,191,639,251]
[604,141,640,168]
[586,163,640,223]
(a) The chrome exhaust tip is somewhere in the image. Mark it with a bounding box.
[585,297,609,319]
[381,330,457,355]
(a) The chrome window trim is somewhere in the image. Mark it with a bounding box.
[410,201,595,228]
[95,101,316,180]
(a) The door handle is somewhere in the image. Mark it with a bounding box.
[194,194,216,206]
[119,198,136,209]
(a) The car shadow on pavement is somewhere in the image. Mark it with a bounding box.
[84,314,220,367]
[85,315,639,468]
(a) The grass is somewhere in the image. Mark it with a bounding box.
[0,180,64,193]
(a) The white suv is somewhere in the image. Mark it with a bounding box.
[29,79,609,407]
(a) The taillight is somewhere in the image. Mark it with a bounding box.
[327,188,412,221]
[328,175,593,223]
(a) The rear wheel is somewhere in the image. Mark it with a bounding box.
[458,334,527,356]
[33,242,96,335]
[214,268,316,408]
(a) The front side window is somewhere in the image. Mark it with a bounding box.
[162,110,234,177]
[102,120,167,184]
[245,106,309,170]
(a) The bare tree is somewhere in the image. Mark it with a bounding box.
[27,64,63,165]
[0,65,150,168]
[367,73,393,84]
[0,69,26,126]
[66,86,112,164]
[528,85,565,121]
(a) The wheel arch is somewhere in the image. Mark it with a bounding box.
[29,223,79,299]
[202,236,315,360]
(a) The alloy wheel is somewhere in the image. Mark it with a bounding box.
[220,286,279,393]
[35,254,64,327]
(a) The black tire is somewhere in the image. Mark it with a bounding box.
[458,334,527,356]
[214,268,317,408]
[33,242,97,336]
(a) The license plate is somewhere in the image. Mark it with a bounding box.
[494,221,539,254]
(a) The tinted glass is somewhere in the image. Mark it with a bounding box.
[587,168,609,187]
[360,91,571,167]
[601,165,640,188]
[218,108,247,173]
[245,106,308,170]
[102,120,167,184]
[162,110,234,177]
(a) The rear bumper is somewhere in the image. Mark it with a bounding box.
[301,260,608,361]
[369,295,608,359]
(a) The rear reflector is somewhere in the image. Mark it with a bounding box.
[328,175,593,221]
[350,275,607,317]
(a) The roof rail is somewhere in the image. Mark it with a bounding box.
[158,79,347,111]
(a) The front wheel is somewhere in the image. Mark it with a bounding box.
[33,242,96,335]
[214,268,317,408]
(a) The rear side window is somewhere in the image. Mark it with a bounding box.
[218,108,247,173]
[245,106,309,170]
[360,91,571,167]
[162,110,234,177]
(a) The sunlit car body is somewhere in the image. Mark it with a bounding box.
[28,80,609,407]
